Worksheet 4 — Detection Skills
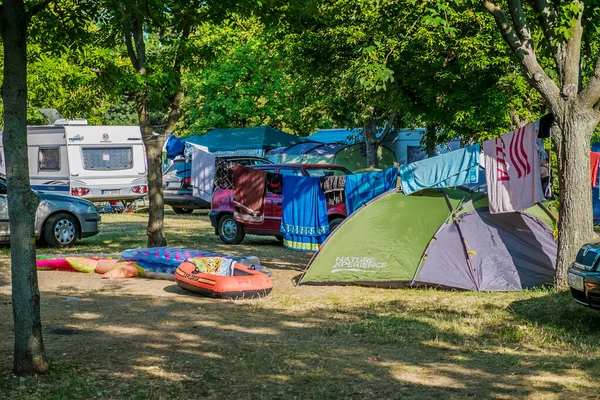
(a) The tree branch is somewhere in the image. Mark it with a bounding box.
[122,17,139,71]
[532,0,560,67]
[132,15,146,72]
[580,53,600,108]
[482,0,561,111]
[507,0,532,43]
[562,1,583,92]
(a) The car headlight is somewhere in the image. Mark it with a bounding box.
[86,205,98,214]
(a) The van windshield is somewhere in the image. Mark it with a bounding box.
[82,147,133,170]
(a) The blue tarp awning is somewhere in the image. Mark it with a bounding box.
[184,126,301,153]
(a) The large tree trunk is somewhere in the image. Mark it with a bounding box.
[122,2,167,248]
[553,108,597,289]
[137,98,167,247]
[1,0,48,375]
[363,111,378,169]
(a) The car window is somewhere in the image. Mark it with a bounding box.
[39,147,61,171]
[165,162,187,175]
[305,167,350,177]
[0,181,6,195]
[575,247,600,268]
[278,168,303,176]
[235,159,253,166]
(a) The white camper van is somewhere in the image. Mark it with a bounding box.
[0,122,148,202]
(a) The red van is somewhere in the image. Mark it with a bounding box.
[209,164,350,244]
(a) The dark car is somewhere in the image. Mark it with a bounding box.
[568,243,600,309]
[0,176,100,247]
[209,164,351,245]
[162,155,273,214]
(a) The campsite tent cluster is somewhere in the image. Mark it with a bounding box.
[167,125,559,292]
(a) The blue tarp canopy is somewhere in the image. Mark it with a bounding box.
[309,128,387,144]
[184,126,301,154]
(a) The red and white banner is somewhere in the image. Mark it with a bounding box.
[484,123,543,214]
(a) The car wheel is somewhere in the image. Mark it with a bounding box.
[173,207,194,214]
[329,217,344,232]
[218,214,245,244]
[43,213,79,248]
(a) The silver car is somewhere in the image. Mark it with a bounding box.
[0,176,100,247]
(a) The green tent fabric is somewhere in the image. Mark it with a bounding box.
[298,189,557,291]
[185,126,301,156]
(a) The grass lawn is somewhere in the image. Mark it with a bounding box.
[0,212,599,399]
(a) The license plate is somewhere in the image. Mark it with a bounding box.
[102,189,120,195]
[568,272,584,291]
[167,181,180,188]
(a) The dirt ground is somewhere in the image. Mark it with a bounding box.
[0,213,599,399]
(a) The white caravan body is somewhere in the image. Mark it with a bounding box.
[0,125,147,202]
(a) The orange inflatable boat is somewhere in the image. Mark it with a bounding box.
[174,258,273,299]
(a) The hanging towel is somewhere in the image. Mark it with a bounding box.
[320,175,346,205]
[281,175,330,252]
[190,144,216,203]
[233,164,267,224]
[165,134,186,159]
[591,152,600,187]
[484,123,543,214]
[345,168,397,215]
[399,144,480,195]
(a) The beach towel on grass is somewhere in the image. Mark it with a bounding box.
[399,144,480,195]
[345,168,397,215]
[233,164,267,224]
[281,175,330,252]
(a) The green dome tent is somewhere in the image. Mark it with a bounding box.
[298,188,557,291]
[267,142,396,172]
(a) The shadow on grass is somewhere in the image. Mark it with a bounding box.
[0,290,599,399]
[511,290,600,338]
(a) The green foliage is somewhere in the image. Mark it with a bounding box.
[179,17,326,136]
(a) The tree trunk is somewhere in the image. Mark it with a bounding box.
[1,0,48,375]
[363,112,378,169]
[425,124,438,157]
[165,91,184,135]
[553,107,597,289]
[137,98,167,247]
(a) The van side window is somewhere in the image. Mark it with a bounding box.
[0,181,6,195]
[39,148,61,171]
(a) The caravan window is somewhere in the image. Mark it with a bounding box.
[38,148,61,171]
[82,147,133,170]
